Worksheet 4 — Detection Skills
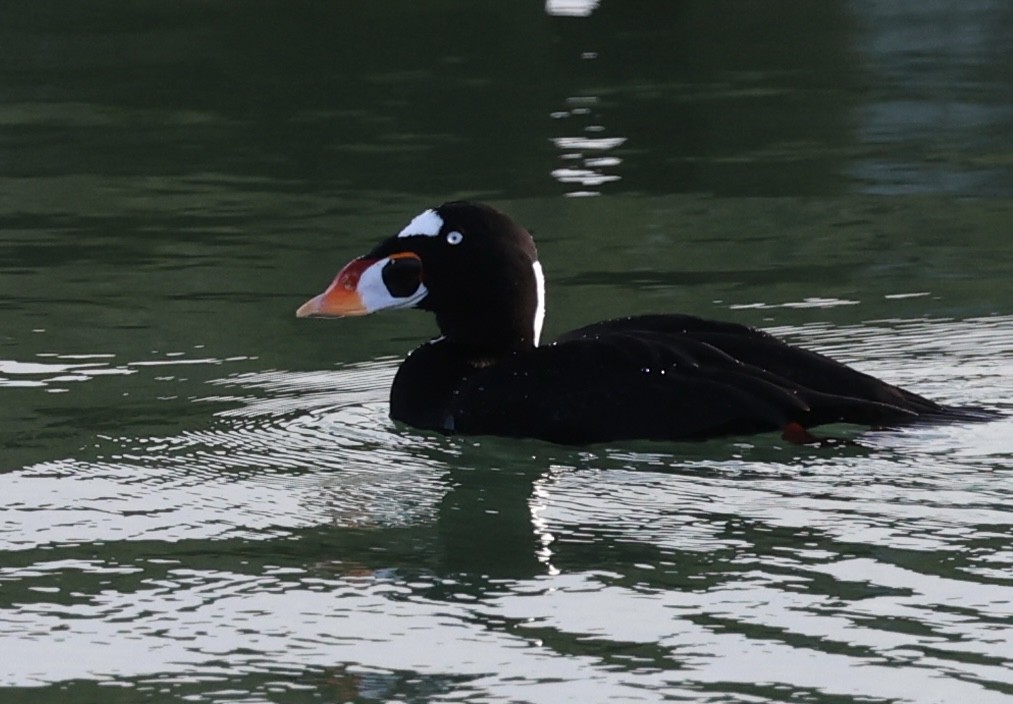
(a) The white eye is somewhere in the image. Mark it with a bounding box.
[445,231,464,245]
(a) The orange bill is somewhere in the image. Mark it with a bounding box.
[295,257,376,318]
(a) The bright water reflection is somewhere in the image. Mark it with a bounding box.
[2,317,1010,702]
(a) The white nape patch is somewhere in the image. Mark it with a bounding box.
[396,209,444,238]
[532,260,546,346]
[358,258,429,312]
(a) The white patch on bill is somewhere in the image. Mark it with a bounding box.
[396,209,444,238]
[532,260,546,346]
[358,258,428,311]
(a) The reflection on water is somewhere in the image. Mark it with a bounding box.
[546,0,601,18]
[1,318,1010,701]
[550,97,625,195]
[3,359,449,550]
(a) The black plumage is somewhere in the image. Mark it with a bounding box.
[298,201,965,445]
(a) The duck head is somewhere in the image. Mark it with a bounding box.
[297,201,545,354]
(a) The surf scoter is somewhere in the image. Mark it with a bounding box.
[297,201,951,445]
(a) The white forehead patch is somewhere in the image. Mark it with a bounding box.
[396,209,444,238]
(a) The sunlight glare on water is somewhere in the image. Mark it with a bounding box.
[2,317,1011,702]
[3,360,450,550]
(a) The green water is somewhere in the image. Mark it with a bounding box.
[2,2,1012,703]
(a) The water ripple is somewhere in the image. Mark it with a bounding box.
[1,317,1010,702]
[2,358,451,551]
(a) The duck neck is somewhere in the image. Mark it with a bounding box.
[436,307,537,361]
[434,261,545,361]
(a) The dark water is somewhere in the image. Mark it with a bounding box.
[2,2,1012,702]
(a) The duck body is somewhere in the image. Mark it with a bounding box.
[390,314,940,444]
[298,201,950,445]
